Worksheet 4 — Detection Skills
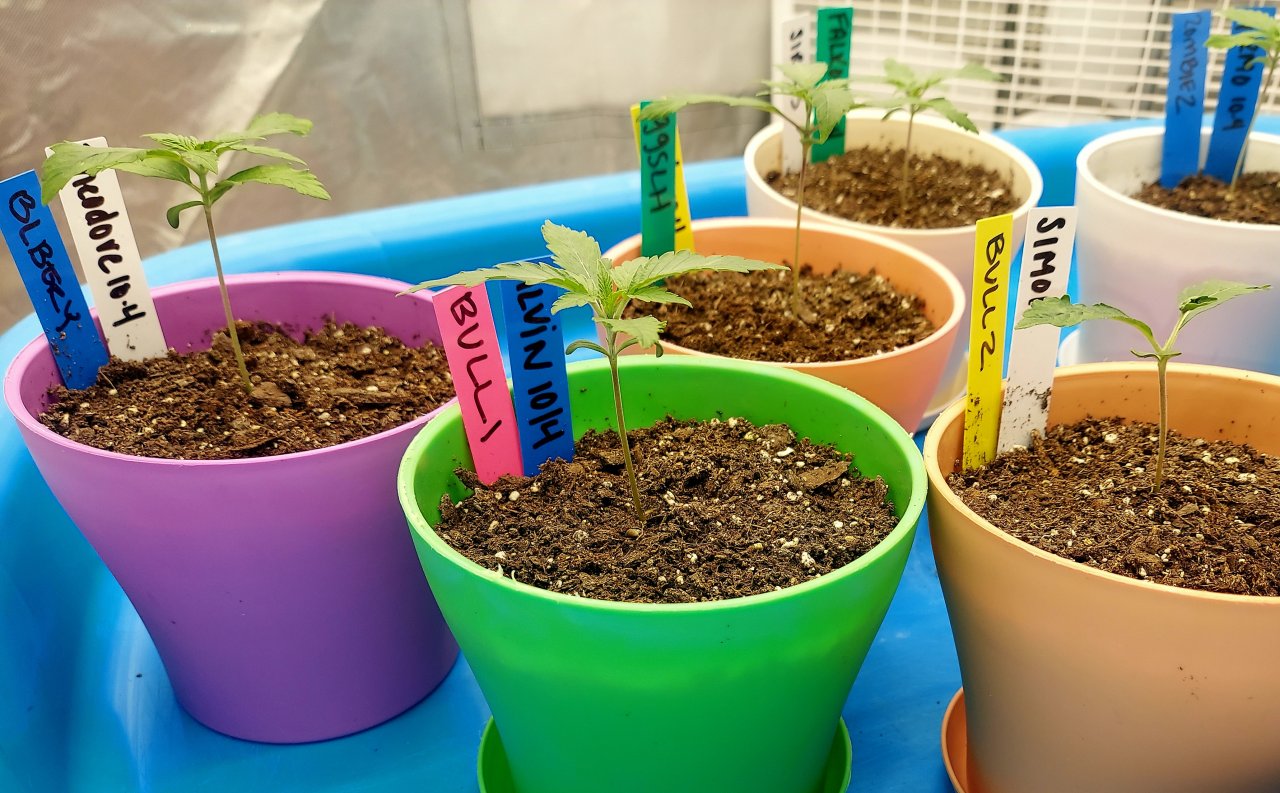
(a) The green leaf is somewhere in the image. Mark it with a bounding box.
[40,144,151,200]
[637,94,777,119]
[175,149,221,175]
[1208,31,1268,51]
[550,292,595,314]
[207,181,235,205]
[923,97,978,133]
[143,132,201,151]
[779,61,829,89]
[951,62,1003,83]
[627,286,691,307]
[1222,8,1280,37]
[245,112,313,139]
[542,220,605,288]
[1017,296,1155,343]
[408,260,584,293]
[1176,280,1270,324]
[600,316,665,349]
[166,200,202,229]
[811,80,862,142]
[217,164,330,200]
[222,143,306,164]
[565,339,607,356]
[883,58,917,87]
[611,250,784,292]
[113,154,194,186]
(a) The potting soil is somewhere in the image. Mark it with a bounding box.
[1132,172,1280,225]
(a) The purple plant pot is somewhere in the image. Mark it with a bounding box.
[3,271,459,743]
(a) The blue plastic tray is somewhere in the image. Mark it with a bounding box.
[3,118,1276,792]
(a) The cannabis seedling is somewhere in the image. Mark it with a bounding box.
[638,63,861,321]
[861,60,1001,214]
[408,220,783,521]
[1017,280,1269,490]
[40,113,330,392]
[1207,8,1280,194]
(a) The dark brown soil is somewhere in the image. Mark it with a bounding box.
[640,266,933,363]
[767,145,1019,229]
[1132,172,1280,225]
[435,416,900,604]
[41,321,454,460]
[949,417,1280,597]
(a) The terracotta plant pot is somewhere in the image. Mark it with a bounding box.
[602,217,964,432]
[925,362,1280,793]
[745,111,1044,422]
[399,355,926,793]
[1073,127,1280,373]
[3,272,459,743]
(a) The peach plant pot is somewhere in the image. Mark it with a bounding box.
[745,112,1044,421]
[925,362,1280,793]
[603,217,964,432]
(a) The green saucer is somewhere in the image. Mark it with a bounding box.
[477,717,853,793]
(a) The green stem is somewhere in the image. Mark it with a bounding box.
[1227,57,1276,196]
[1154,355,1169,490]
[899,110,915,215]
[605,331,644,522]
[791,140,810,319]
[198,174,252,393]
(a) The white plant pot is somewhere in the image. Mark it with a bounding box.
[744,112,1043,427]
[1073,127,1280,374]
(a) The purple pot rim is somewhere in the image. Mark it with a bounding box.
[3,270,453,469]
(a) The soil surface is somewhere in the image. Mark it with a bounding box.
[767,145,1019,229]
[435,416,900,604]
[1132,172,1280,225]
[41,321,454,460]
[640,266,933,363]
[949,417,1280,597]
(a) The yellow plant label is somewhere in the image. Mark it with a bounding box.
[963,213,1014,471]
[630,104,694,252]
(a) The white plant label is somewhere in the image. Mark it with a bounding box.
[45,138,166,360]
[774,14,810,174]
[998,207,1077,453]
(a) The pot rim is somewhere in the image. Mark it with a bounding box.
[602,216,965,370]
[400,354,928,615]
[924,360,1280,604]
[3,270,452,469]
[1076,125,1280,234]
[744,111,1045,237]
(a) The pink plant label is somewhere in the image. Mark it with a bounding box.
[433,285,523,484]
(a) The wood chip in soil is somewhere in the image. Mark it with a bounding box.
[949,416,1280,597]
[1131,172,1280,225]
[435,416,900,604]
[639,266,933,363]
[41,320,454,460]
[767,145,1019,229]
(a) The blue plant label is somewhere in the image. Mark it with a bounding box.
[1161,10,1210,189]
[1205,6,1277,182]
[812,6,854,163]
[0,170,107,389]
[497,276,574,476]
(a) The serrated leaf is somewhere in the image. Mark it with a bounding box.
[1016,296,1155,340]
[924,97,978,133]
[551,291,595,314]
[408,260,584,293]
[951,62,1003,83]
[811,81,861,142]
[218,164,330,199]
[600,316,665,349]
[166,200,202,229]
[223,143,306,165]
[1177,280,1270,323]
[637,94,777,119]
[113,154,194,186]
[779,61,829,89]
[1223,8,1280,37]
[175,149,220,175]
[143,132,201,151]
[40,144,151,199]
[541,221,605,288]
[611,250,784,292]
[1208,31,1268,51]
[883,58,917,87]
[628,286,691,307]
[245,112,313,138]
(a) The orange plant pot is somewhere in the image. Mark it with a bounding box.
[602,218,964,432]
[925,362,1280,793]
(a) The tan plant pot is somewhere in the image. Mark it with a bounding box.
[602,217,964,432]
[925,362,1280,793]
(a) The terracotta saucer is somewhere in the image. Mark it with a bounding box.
[941,688,972,793]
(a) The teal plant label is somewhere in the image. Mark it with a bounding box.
[497,276,574,476]
[1205,6,1277,182]
[1161,10,1210,188]
[638,101,677,257]
[0,170,107,388]
[811,6,854,163]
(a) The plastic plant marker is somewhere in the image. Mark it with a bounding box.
[1205,6,1277,183]
[43,138,166,360]
[629,101,691,250]
[775,14,811,173]
[432,284,522,484]
[998,207,1076,453]
[1161,10,1211,188]
[0,170,107,389]
[496,278,574,476]
[963,213,1013,471]
[811,7,854,163]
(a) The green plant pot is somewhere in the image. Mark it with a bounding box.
[398,356,925,793]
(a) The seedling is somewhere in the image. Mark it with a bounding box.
[1017,280,1269,489]
[864,59,1002,214]
[638,63,861,321]
[1207,8,1280,194]
[40,113,330,392]
[409,220,783,521]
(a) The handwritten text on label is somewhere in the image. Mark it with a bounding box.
[1204,7,1277,182]
[1161,11,1210,188]
[498,279,575,475]
[811,7,853,163]
[775,15,811,174]
[964,213,1014,471]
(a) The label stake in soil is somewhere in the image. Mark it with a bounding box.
[963,213,1013,471]
[1161,10,1210,189]
[631,102,692,255]
[1204,7,1277,185]
[774,14,812,173]
[0,169,108,389]
[811,7,854,164]
[497,277,574,476]
[998,208,1076,453]
[44,138,167,360]
[433,284,523,484]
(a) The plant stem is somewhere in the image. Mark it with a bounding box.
[605,332,644,522]
[1154,355,1169,490]
[899,110,916,216]
[1227,57,1277,197]
[198,174,252,392]
[791,141,811,321]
